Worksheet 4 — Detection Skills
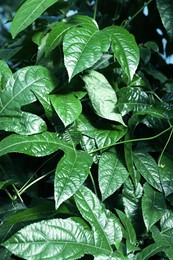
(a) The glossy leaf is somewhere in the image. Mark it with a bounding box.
[106,26,139,80]
[0,66,56,135]
[98,151,129,201]
[159,154,173,196]
[117,87,150,116]
[46,15,98,56]
[137,243,164,260]
[10,0,60,38]
[77,114,127,149]
[50,92,82,127]
[133,151,162,191]
[151,225,173,251]
[75,185,122,249]
[0,60,12,90]
[63,28,110,80]
[0,132,70,157]
[83,71,125,125]
[2,218,113,260]
[54,151,92,209]
[142,183,166,230]
[157,0,173,39]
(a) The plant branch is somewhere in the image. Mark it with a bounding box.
[89,125,173,154]
[158,127,173,166]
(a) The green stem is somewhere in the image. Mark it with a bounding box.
[93,0,99,20]
[124,0,153,27]
[19,170,54,196]
[89,171,98,197]
[89,125,173,154]
[5,189,15,201]
[158,127,173,166]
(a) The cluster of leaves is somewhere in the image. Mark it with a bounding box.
[0,0,173,259]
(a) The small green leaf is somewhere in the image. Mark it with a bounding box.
[157,0,173,39]
[75,185,122,249]
[83,71,125,125]
[133,151,162,191]
[0,66,56,135]
[10,0,60,38]
[54,151,92,209]
[142,183,166,230]
[2,218,112,260]
[159,154,173,196]
[99,151,129,201]
[63,27,110,80]
[50,92,82,127]
[106,26,139,80]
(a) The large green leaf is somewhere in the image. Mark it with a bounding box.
[45,15,98,56]
[117,87,150,116]
[50,92,82,127]
[105,26,139,80]
[0,132,70,157]
[77,114,127,149]
[157,0,173,39]
[133,151,162,191]
[63,27,110,80]
[10,0,60,38]
[0,60,12,90]
[137,243,164,260]
[159,154,173,196]
[0,66,56,135]
[142,183,166,230]
[54,150,92,209]
[98,151,129,201]
[75,185,122,250]
[2,218,114,260]
[82,71,125,125]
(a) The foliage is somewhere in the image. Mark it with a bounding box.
[0,0,173,259]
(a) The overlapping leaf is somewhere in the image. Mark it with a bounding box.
[0,66,56,135]
[105,26,139,80]
[0,60,12,90]
[98,151,129,201]
[10,0,60,38]
[142,183,166,230]
[75,185,122,250]
[63,28,110,80]
[2,218,113,260]
[83,70,125,125]
[45,15,98,56]
[159,154,173,196]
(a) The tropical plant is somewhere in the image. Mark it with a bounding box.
[0,0,173,259]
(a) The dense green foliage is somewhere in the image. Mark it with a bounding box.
[0,0,173,259]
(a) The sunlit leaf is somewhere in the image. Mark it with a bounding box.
[83,71,125,125]
[10,0,60,38]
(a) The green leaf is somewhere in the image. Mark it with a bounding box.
[133,151,162,191]
[106,26,139,80]
[117,87,150,116]
[54,151,92,209]
[0,60,12,90]
[2,218,113,260]
[0,66,56,135]
[82,71,125,125]
[142,183,166,230]
[137,243,164,260]
[160,210,173,239]
[75,185,122,250]
[157,0,173,39]
[0,132,70,157]
[50,92,82,127]
[151,225,173,251]
[159,154,173,196]
[10,0,60,38]
[63,27,110,80]
[45,15,98,56]
[77,115,127,149]
[98,151,129,201]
